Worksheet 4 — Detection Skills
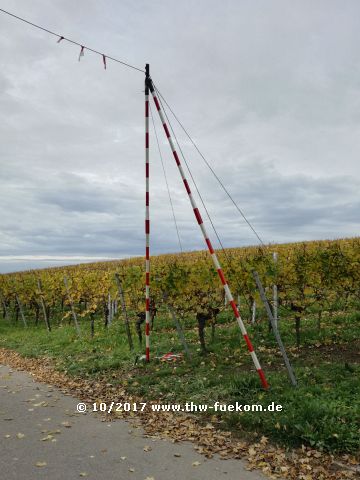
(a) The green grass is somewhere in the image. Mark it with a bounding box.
[0,305,359,455]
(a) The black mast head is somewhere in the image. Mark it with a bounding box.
[145,63,153,92]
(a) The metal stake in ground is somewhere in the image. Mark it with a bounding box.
[273,252,278,329]
[107,292,113,326]
[145,63,151,362]
[148,78,269,389]
[252,270,297,387]
[37,278,51,332]
[63,276,81,336]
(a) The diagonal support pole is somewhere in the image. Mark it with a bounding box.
[148,78,269,389]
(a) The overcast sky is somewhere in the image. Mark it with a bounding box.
[0,0,359,273]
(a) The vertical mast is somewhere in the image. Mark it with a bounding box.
[145,64,150,362]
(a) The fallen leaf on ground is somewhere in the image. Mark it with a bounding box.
[61,421,72,428]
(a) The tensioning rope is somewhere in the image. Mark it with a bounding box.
[153,84,265,248]
[154,84,227,252]
[149,104,183,253]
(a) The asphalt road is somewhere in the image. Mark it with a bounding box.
[0,364,267,480]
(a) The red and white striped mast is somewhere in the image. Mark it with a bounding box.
[148,78,269,389]
[145,63,150,362]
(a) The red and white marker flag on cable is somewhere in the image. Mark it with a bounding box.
[144,64,150,362]
[78,45,85,61]
[148,78,269,389]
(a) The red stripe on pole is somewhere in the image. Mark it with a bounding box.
[243,334,254,352]
[154,96,160,111]
[145,100,149,117]
[183,179,191,194]
[145,323,150,335]
[230,300,239,317]
[146,246,149,259]
[173,151,180,165]
[193,208,203,225]
[146,132,149,148]
[146,347,150,359]
[146,272,150,285]
[145,219,150,234]
[146,192,149,206]
[163,123,170,138]
[205,238,214,254]
[146,298,150,310]
[217,268,227,286]
[258,369,269,389]
[146,163,149,178]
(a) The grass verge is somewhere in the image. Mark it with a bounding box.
[0,308,359,455]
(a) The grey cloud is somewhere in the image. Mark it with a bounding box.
[188,158,360,245]
[36,172,140,213]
